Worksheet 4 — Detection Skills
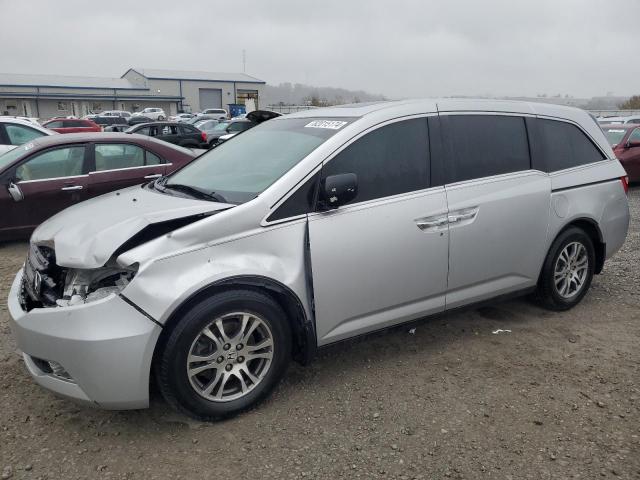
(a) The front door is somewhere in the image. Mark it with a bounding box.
[6,145,89,234]
[439,113,551,308]
[308,117,449,345]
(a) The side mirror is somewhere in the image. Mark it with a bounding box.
[8,181,24,202]
[319,173,358,209]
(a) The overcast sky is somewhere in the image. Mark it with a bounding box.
[1,0,638,99]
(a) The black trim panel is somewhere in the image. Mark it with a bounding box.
[551,177,620,193]
[119,294,163,327]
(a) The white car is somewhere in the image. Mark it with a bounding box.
[0,117,55,155]
[597,115,640,125]
[198,108,227,120]
[132,108,166,121]
[168,113,195,122]
[101,110,132,119]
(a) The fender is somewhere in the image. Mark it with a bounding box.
[156,275,317,365]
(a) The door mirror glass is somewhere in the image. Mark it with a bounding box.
[319,173,358,209]
[8,181,24,202]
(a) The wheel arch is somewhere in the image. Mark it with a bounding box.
[152,275,316,372]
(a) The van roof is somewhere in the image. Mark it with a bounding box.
[283,98,590,121]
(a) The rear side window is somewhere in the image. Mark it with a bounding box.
[146,151,163,165]
[321,118,430,204]
[94,144,144,171]
[45,121,64,128]
[442,115,530,183]
[533,119,605,172]
[179,125,197,134]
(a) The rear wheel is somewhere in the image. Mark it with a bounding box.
[536,227,595,311]
[156,290,291,420]
[157,115,165,121]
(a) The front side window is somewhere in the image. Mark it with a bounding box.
[165,118,352,204]
[443,115,530,183]
[628,128,640,144]
[321,118,430,204]
[16,146,85,181]
[537,119,605,171]
[94,144,145,171]
[45,121,64,129]
[5,124,46,145]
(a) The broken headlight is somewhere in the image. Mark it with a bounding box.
[56,264,138,307]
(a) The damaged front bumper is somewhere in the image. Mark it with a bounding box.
[8,269,161,409]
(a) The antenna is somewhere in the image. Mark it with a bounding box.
[242,49,246,73]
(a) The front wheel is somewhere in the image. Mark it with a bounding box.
[157,115,165,121]
[536,227,595,311]
[156,290,291,420]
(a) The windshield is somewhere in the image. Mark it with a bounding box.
[603,127,627,146]
[165,118,352,204]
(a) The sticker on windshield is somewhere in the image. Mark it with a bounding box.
[304,120,348,130]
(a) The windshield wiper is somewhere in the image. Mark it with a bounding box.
[164,183,228,203]
[152,175,169,192]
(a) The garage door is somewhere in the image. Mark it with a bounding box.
[199,88,222,110]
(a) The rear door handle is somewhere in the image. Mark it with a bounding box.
[61,185,83,191]
[144,174,162,179]
[448,207,478,224]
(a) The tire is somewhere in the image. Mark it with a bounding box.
[156,289,291,420]
[158,115,165,121]
[535,227,595,311]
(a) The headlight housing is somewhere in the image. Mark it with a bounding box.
[57,264,138,307]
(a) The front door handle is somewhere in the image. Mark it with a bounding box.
[144,174,162,179]
[415,215,448,231]
[61,185,83,191]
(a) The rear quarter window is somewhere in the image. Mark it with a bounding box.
[530,118,606,172]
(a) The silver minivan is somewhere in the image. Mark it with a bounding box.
[7,99,630,420]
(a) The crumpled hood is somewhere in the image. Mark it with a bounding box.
[31,185,230,268]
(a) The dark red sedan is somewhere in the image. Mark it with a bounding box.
[42,118,102,134]
[601,123,640,182]
[0,132,200,240]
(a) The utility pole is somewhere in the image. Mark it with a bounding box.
[242,49,246,73]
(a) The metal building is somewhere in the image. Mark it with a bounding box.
[0,68,265,120]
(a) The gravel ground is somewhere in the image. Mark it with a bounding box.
[0,188,639,480]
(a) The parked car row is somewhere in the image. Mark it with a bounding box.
[194,110,281,147]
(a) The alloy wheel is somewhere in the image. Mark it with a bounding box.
[186,312,274,402]
[553,241,589,299]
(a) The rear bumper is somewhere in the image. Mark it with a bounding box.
[8,269,161,409]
